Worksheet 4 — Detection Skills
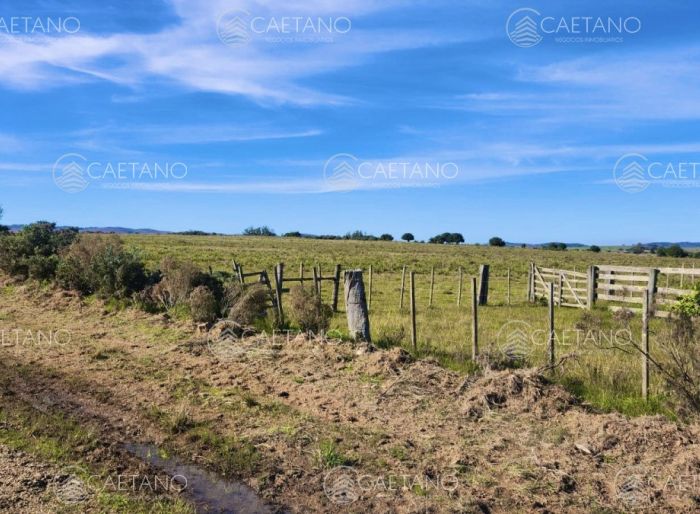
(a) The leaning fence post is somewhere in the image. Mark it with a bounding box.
[410,271,417,351]
[642,290,650,400]
[332,264,341,312]
[471,277,478,359]
[548,282,555,367]
[478,265,490,305]
[274,263,285,324]
[344,270,371,342]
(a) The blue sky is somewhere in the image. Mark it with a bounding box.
[0,0,699,244]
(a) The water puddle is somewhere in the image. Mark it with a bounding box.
[124,443,273,514]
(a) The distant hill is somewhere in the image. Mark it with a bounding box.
[8,225,170,235]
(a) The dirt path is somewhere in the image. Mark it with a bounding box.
[1,282,700,512]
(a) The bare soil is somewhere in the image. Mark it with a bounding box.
[1,282,699,512]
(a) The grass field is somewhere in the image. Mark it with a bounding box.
[124,234,696,417]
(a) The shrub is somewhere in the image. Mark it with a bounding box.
[56,234,147,297]
[288,286,331,333]
[589,245,601,253]
[222,282,270,326]
[672,284,700,318]
[0,222,78,278]
[489,237,506,247]
[189,286,219,323]
[26,254,59,281]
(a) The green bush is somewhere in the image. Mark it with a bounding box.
[56,234,147,297]
[0,222,77,278]
[672,284,700,318]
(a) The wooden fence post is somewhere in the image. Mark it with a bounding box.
[237,263,245,284]
[548,282,555,367]
[528,262,535,302]
[587,266,598,309]
[332,264,341,312]
[647,268,659,315]
[312,266,319,295]
[399,265,406,310]
[471,277,478,359]
[344,270,371,342]
[299,263,305,284]
[429,267,435,307]
[642,289,650,400]
[274,263,284,324]
[457,267,463,306]
[557,274,563,307]
[507,268,511,306]
[478,265,490,305]
[410,271,417,351]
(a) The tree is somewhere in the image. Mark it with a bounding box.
[589,245,601,253]
[489,237,506,247]
[543,242,567,251]
[283,231,302,238]
[429,232,464,244]
[379,234,394,241]
[243,226,276,237]
[657,244,688,258]
[0,206,7,235]
[401,233,415,242]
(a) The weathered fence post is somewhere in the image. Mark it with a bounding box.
[237,263,245,284]
[299,263,305,284]
[478,265,489,305]
[457,267,463,306]
[344,270,371,342]
[399,265,406,310]
[312,266,319,295]
[507,268,511,306]
[528,262,535,302]
[557,274,563,307]
[332,264,341,312]
[587,266,598,309]
[429,267,435,307]
[647,268,659,315]
[471,277,478,359]
[410,271,417,351]
[274,263,285,324]
[642,289,650,400]
[548,282,555,367]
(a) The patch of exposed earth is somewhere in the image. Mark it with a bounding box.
[1,282,700,512]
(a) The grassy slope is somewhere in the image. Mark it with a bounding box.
[122,235,695,416]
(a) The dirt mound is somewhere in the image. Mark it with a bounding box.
[461,369,577,419]
[361,346,413,375]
